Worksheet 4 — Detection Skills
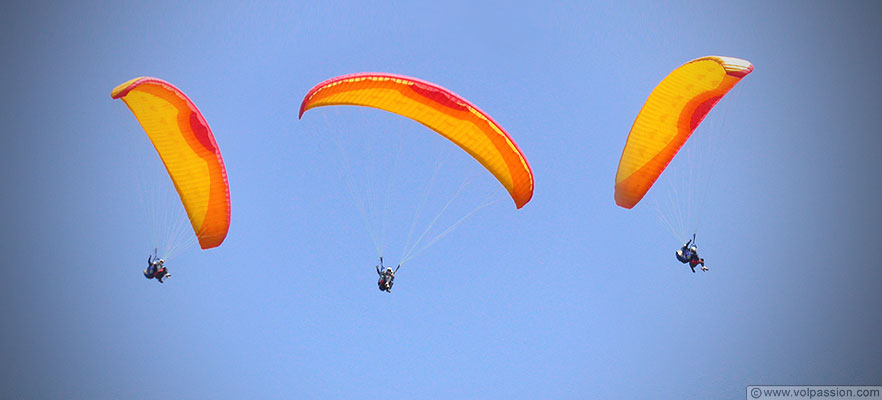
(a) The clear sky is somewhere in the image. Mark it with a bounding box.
[2,1,880,398]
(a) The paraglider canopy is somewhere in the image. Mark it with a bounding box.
[615,56,753,209]
[299,72,534,209]
[112,77,231,249]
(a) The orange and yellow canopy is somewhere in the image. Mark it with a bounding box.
[615,56,753,209]
[112,77,231,249]
[300,73,534,209]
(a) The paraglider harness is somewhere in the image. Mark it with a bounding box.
[144,249,170,283]
[675,234,707,272]
[676,235,695,263]
[376,257,400,293]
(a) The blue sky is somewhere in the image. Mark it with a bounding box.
[1,1,880,398]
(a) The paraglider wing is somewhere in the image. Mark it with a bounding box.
[299,73,534,209]
[615,56,753,209]
[112,77,231,249]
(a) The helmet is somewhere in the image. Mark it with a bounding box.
[690,246,697,253]
[386,267,393,274]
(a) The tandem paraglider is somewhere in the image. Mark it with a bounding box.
[675,235,708,273]
[299,73,534,291]
[112,77,232,283]
[144,249,171,283]
[375,257,400,293]
[614,56,753,273]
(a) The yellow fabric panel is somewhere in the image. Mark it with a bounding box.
[314,87,512,188]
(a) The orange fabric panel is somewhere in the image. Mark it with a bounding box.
[300,73,533,209]
[112,77,231,249]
